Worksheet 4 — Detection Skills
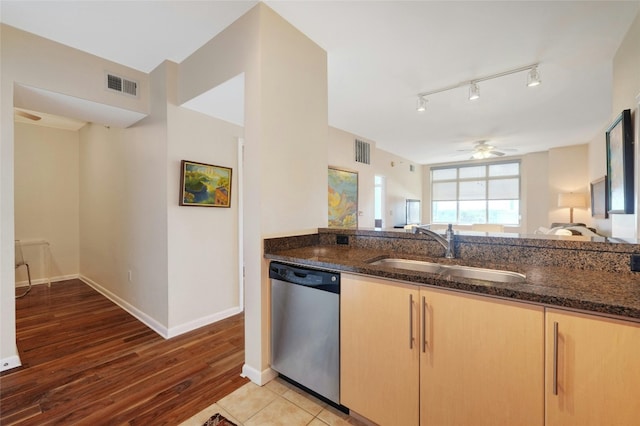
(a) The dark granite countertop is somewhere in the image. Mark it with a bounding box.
[265,245,640,322]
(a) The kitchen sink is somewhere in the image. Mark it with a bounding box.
[440,265,526,283]
[367,258,526,283]
[368,258,443,273]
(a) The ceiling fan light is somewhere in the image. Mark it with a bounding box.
[527,66,541,87]
[416,96,427,112]
[468,82,480,101]
[471,150,490,160]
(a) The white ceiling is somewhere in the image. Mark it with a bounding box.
[2,1,638,164]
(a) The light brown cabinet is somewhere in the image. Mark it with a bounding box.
[545,309,640,426]
[340,273,420,426]
[420,287,544,426]
[341,273,544,426]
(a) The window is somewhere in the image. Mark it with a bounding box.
[431,161,520,225]
[374,175,385,228]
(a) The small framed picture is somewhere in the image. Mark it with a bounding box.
[179,160,232,208]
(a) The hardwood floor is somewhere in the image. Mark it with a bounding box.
[1,279,248,425]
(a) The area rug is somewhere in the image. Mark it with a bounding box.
[202,413,237,426]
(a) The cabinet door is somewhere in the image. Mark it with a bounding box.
[546,309,640,426]
[420,288,544,426]
[341,274,420,426]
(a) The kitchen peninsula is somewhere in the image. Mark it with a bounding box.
[265,227,640,426]
[265,227,640,320]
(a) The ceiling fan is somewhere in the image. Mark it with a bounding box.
[459,140,516,160]
[14,109,42,121]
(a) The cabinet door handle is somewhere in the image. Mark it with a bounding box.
[409,294,414,349]
[553,321,559,395]
[422,296,428,353]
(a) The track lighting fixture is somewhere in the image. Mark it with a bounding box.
[416,63,540,110]
[527,65,541,87]
[468,82,480,101]
[416,95,427,112]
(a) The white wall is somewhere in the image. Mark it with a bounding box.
[377,151,423,228]
[1,24,149,370]
[548,144,590,226]
[328,128,375,227]
[78,115,170,332]
[612,11,640,117]
[77,58,170,332]
[167,70,244,332]
[79,58,244,337]
[179,3,328,383]
[256,5,328,380]
[178,5,265,381]
[521,151,549,233]
[14,123,80,284]
[328,127,422,228]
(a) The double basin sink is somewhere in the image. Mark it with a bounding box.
[368,258,526,284]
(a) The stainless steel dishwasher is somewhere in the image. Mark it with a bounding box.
[270,261,341,406]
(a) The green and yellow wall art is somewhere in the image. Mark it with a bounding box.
[180,160,232,208]
[328,167,358,228]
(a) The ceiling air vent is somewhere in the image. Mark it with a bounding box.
[106,73,138,97]
[355,139,371,165]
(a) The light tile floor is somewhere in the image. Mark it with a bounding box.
[179,377,374,426]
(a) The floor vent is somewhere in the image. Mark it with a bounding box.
[106,73,138,97]
[355,139,371,165]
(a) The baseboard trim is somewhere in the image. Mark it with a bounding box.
[241,364,278,386]
[79,275,170,338]
[79,275,243,341]
[167,306,243,338]
[15,274,79,287]
[1,354,22,373]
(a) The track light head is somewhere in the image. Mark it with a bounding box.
[416,95,427,112]
[468,82,480,101]
[527,66,541,87]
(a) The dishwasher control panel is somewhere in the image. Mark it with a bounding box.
[269,262,340,292]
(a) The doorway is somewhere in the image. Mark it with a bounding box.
[374,175,385,228]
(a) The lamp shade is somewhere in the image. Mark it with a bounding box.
[558,192,586,208]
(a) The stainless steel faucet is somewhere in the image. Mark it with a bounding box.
[413,224,455,259]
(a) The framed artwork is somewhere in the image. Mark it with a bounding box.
[328,167,358,228]
[605,109,634,214]
[179,160,232,207]
[590,176,608,219]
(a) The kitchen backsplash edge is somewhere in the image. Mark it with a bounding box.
[264,228,640,274]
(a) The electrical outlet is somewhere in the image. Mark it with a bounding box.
[631,255,640,272]
[337,235,349,245]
